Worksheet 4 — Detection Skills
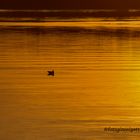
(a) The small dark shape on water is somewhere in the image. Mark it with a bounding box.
[48,70,54,76]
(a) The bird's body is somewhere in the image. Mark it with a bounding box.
[48,70,54,76]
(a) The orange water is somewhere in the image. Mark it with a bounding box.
[1,18,140,139]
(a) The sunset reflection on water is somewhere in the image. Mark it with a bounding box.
[0,15,140,139]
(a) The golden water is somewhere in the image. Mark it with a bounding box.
[1,17,140,139]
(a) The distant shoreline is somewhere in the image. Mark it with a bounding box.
[0,9,140,18]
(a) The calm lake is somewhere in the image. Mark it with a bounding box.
[0,10,140,140]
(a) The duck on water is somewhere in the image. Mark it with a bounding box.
[48,70,54,76]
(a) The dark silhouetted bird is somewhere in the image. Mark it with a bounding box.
[48,70,54,76]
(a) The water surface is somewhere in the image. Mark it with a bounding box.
[0,10,140,140]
